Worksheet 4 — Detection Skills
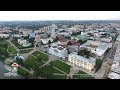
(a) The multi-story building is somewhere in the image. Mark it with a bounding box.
[48,46,68,59]
[68,52,96,71]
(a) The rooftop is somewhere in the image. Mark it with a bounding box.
[69,52,96,63]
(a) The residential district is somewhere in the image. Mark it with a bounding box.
[0,20,120,79]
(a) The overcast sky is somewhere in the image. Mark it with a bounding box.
[0,11,120,21]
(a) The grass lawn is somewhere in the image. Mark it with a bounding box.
[32,51,48,62]
[8,46,16,53]
[18,67,36,79]
[49,60,71,74]
[37,65,67,79]
[95,59,103,72]
[73,70,94,79]
[22,55,44,70]
[20,49,33,54]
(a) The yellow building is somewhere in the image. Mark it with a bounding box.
[68,52,96,71]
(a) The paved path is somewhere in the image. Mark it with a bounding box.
[21,48,37,60]
[68,67,79,79]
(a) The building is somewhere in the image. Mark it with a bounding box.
[51,29,57,38]
[108,71,120,79]
[20,29,32,36]
[111,61,120,74]
[114,42,120,61]
[18,38,31,47]
[29,30,35,39]
[116,35,120,42]
[68,52,96,71]
[18,38,27,45]
[22,43,31,47]
[0,34,9,38]
[34,33,41,46]
[12,34,24,38]
[80,40,111,57]
[58,39,69,46]
[75,35,87,41]
[41,37,53,45]
[101,37,112,43]
[48,46,68,59]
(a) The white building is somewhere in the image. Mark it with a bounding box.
[0,34,9,38]
[68,52,96,71]
[80,40,111,57]
[48,46,68,59]
[51,29,57,38]
[22,43,31,47]
[95,44,110,57]
[12,34,24,38]
[18,38,27,45]
[101,37,112,43]
[41,37,53,44]
[116,35,120,42]
[22,30,32,36]
[111,61,120,74]
[108,71,120,79]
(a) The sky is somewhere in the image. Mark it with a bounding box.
[0,11,120,21]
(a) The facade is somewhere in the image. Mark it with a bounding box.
[12,34,24,38]
[51,29,57,38]
[48,46,68,59]
[34,34,41,46]
[29,30,35,39]
[0,34,9,38]
[68,52,96,71]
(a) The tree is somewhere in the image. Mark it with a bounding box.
[67,41,72,45]
[48,40,51,44]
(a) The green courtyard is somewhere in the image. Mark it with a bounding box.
[8,46,17,54]
[19,49,33,54]
[20,55,44,70]
[32,51,48,62]
[49,60,71,74]
[36,64,67,79]
[73,70,94,79]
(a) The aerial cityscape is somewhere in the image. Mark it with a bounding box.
[0,11,120,79]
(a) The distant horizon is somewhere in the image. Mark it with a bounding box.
[0,20,120,22]
[0,11,120,21]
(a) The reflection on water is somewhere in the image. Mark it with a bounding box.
[0,61,25,79]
